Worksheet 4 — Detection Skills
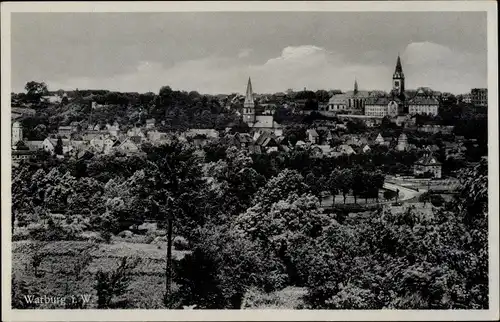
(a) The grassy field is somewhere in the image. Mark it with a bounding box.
[12,239,304,309]
[12,239,189,309]
[241,286,307,309]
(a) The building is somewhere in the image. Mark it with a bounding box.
[70,121,80,133]
[255,132,280,153]
[396,133,408,151]
[42,95,62,104]
[12,121,23,146]
[414,153,442,179]
[364,97,399,117]
[417,125,454,135]
[148,130,173,145]
[106,122,120,137]
[327,79,370,113]
[407,88,439,116]
[333,144,356,156]
[58,126,73,138]
[461,93,472,104]
[11,107,36,120]
[127,126,146,138]
[145,118,156,129]
[307,129,319,144]
[42,138,74,155]
[392,55,405,98]
[310,145,333,158]
[242,77,256,124]
[471,88,487,107]
[12,150,36,165]
[184,129,219,139]
[24,140,44,151]
[116,137,141,154]
[375,133,385,145]
[241,77,282,135]
[364,55,444,118]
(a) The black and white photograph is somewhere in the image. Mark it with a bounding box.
[1,1,498,320]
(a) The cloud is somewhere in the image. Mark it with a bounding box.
[46,43,485,95]
[237,48,253,58]
[401,41,486,93]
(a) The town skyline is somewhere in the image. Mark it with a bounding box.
[11,12,487,95]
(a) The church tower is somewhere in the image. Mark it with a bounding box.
[12,121,23,146]
[354,78,358,95]
[392,54,405,96]
[243,77,256,123]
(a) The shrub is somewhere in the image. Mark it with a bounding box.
[12,227,30,241]
[430,194,445,207]
[241,287,283,309]
[95,256,141,308]
[12,275,38,309]
[173,236,190,250]
[117,230,134,238]
[27,219,83,241]
[101,230,113,244]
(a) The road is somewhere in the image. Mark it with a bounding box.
[383,182,425,202]
[321,181,426,209]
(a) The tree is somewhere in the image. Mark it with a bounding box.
[252,169,310,208]
[315,90,331,103]
[305,173,326,205]
[328,169,341,205]
[25,81,49,103]
[383,189,397,202]
[172,224,285,309]
[95,256,141,308]
[12,274,38,309]
[235,193,330,285]
[54,137,63,156]
[338,169,352,204]
[371,172,385,203]
[283,125,307,146]
[351,167,365,204]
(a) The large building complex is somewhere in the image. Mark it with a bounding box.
[471,88,487,107]
[326,79,370,114]
[364,55,439,117]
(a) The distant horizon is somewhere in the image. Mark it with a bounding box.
[13,82,484,96]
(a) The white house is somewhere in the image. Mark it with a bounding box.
[306,129,319,144]
[375,133,385,145]
[116,137,141,154]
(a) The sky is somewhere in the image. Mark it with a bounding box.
[11,12,487,95]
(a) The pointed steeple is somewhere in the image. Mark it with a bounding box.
[244,77,254,106]
[394,54,404,76]
[354,78,358,95]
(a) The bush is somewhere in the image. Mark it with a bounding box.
[241,287,283,309]
[173,236,190,250]
[27,219,84,241]
[12,275,38,309]
[95,256,141,308]
[12,227,31,241]
[118,230,134,238]
[430,194,445,207]
[101,230,113,244]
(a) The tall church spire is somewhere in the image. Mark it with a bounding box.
[392,54,405,96]
[244,77,254,106]
[394,53,404,77]
[243,77,256,123]
[354,78,358,95]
